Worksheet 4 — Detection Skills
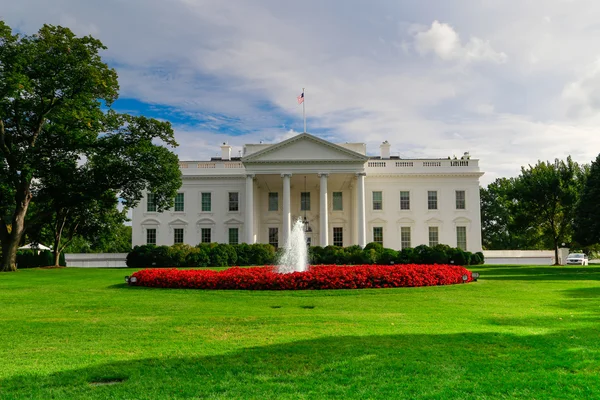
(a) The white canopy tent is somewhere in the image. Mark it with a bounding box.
[18,243,52,251]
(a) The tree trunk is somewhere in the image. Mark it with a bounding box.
[1,202,30,272]
[1,179,33,272]
[553,238,560,266]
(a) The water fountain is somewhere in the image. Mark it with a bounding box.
[277,218,308,273]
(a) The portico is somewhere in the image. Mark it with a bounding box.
[242,133,369,248]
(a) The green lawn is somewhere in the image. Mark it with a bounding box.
[0,265,599,399]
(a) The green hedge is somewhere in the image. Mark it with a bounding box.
[126,242,484,268]
[309,243,483,266]
[16,250,67,268]
[126,243,276,268]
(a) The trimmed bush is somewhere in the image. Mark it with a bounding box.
[126,241,483,268]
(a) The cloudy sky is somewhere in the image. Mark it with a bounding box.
[3,0,600,185]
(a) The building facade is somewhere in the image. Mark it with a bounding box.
[132,133,484,252]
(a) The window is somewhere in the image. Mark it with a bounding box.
[201,228,211,243]
[428,191,438,210]
[201,192,211,212]
[174,228,184,244]
[333,227,343,247]
[174,193,184,212]
[147,193,157,212]
[456,226,467,250]
[228,228,239,245]
[301,192,310,211]
[373,227,383,245]
[146,228,156,245]
[332,192,343,211]
[268,192,278,211]
[456,190,466,210]
[400,191,410,210]
[400,227,411,249]
[373,191,383,210]
[269,227,279,249]
[429,226,439,247]
[229,192,239,212]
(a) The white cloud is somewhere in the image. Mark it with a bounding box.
[562,58,600,118]
[414,20,507,63]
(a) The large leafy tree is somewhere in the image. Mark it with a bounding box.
[480,177,545,250]
[574,154,600,247]
[0,22,181,271]
[514,157,586,263]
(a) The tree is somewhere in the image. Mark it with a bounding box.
[514,157,586,264]
[0,22,181,271]
[574,154,600,247]
[480,178,545,250]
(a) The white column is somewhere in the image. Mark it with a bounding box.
[282,173,291,247]
[245,174,255,243]
[319,173,329,246]
[357,172,366,247]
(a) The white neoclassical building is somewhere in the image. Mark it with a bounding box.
[132,133,484,252]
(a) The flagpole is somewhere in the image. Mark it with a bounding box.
[303,88,306,133]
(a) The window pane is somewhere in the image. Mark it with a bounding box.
[201,193,211,212]
[269,227,279,249]
[428,191,437,210]
[147,193,157,212]
[229,192,239,211]
[268,192,278,211]
[456,190,466,210]
[401,227,411,249]
[456,226,467,250]
[373,191,383,210]
[174,193,184,212]
[332,192,343,211]
[146,228,156,245]
[201,228,211,243]
[400,191,410,210]
[428,226,439,247]
[229,228,239,245]
[333,227,343,247]
[301,192,310,211]
[373,227,383,244]
[174,228,184,244]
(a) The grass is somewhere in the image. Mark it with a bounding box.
[0,265,598,399]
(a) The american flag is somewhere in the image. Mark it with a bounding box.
[297,92,304,104]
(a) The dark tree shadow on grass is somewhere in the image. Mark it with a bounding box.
[2,326,600,400]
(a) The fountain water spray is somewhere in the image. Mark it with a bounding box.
[277,218,308,273]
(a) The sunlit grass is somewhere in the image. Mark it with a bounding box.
[0,265,599,399]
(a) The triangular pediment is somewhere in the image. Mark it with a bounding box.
[169,218,188,225]
[242,133,368,163]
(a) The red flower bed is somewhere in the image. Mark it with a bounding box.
[130,264,473,290]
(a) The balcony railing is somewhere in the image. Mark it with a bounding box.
[365,159,479,173]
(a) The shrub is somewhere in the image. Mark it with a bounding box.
[470,252,482,265]
[476,251,485,264]
[379,248,398,265]
[249,243,276,265]
[184,247,210,267]
[234,243,252,266]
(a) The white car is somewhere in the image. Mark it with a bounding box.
[566,253,589,265]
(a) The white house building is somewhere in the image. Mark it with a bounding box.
[132,133,484,252]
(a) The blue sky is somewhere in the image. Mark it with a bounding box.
[3,0,600,184]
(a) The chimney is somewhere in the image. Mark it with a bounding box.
[380,141,391,159]
[220,142,232,160]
